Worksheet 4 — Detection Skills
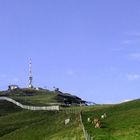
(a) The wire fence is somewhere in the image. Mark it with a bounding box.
[80,113,94,140]
[0,97,95,139]
[0,97,59,111]
[61,107,94,140]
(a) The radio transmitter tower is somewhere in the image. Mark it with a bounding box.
[28,58,33,88]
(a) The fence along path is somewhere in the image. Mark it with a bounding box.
[0,97,59,111]
[80,113,94,140]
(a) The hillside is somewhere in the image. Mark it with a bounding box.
[0,88,86,106]
[0,100,84,140]
[82,99,140,140]
[0,89,140,140]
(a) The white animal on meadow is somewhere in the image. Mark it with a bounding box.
[65,118,70,125]
[87,117,91,122]
[101,113,107,119]
[101,115,104,119]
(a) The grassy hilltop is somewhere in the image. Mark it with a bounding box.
[0,101,84,140]
[0,89,86,140]
[0,88,86,106]
[82,99,140,140]
[0,89,140,140]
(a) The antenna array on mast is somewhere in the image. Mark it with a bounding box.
[28,58,33,88]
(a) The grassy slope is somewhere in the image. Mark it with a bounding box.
[1,94,140,140]
[82,99,140,140]
[7,90,59,106]
[10,94,58,106]
[4,89,83,106]
[0,101,22,116]
[0,101,84,140]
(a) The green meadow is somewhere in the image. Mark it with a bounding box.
[0,101,84,140]
[0,94,140,140]
[82,99,140,140]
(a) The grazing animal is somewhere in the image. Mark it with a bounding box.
[101,113,107,119]
[101,115,105,119]
[104,113,107,118]
[93,118,100,128]
[95,121,100,128]
[65,118,70,125]
[93,118,99,124]
[87,117,91,122]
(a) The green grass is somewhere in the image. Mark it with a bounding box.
[0,101,84,140]
[0,101,22,116]
[10,94,58,106]
[1,94,140,140]
[82,99,140,140]
[4,88,83,106]
[7,89,59,106]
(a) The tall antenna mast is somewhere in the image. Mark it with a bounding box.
[28,58,33,88]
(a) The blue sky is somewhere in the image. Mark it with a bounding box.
[0,0,140,103]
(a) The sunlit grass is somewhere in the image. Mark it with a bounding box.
[82,99,140,140]
[0,101,84,140]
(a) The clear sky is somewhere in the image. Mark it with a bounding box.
[0,0,140,103]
